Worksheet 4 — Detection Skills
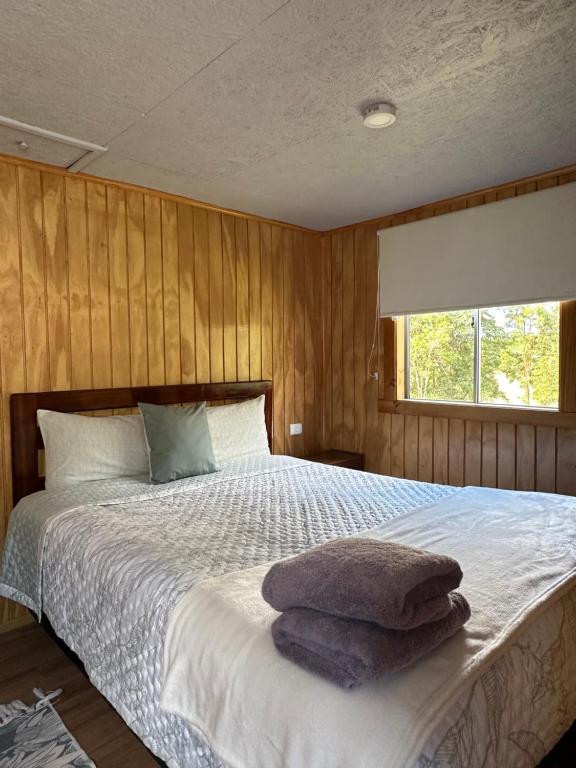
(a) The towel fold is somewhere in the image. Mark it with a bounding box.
[272,592,471,689]
[262,537,463,630]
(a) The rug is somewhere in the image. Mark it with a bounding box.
[0,688,96,767]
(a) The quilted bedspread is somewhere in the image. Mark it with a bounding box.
[1,455,575,768]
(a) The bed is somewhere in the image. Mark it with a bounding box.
[1,381,575,768]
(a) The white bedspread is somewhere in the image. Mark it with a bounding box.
[161,486,576,768]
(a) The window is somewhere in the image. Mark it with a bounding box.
[405,302,560,409]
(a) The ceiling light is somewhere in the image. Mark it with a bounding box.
[362,102,397,128]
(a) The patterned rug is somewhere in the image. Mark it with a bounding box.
[0,689,95,767]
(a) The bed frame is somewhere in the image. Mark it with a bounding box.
[10,380,273,506]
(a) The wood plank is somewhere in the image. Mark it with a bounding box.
[260,223,273,381]
[193,208,210,383]
[235,218,249,382]
[0,162,25,549]
[177,204,195,384]
[516,424,536,491]
[497,422,516,489]
[283,229,295,455]
[161,200,180,385]
[87,182,112,390]
[536,426,556,493]
[311,234,324,453]
[481,422,497,488]
[221,214,237,382]
[19,166,49,391]
[377,412,391,476]
[271,226,285,453]
[403,414,419,480]
[464,420,482,486]
[390,414,404,477]
[248,220,262,381]
[321,234,332,449]
[353,226,367,453]
[107,186,130,388]
[293,230,305,455]
[448,419,465,486]
[556,429,576,495]
[303,233,317,454]
[433,417,448,484]
[418,416,433,482]
[560,301,576,412]
[208,210,224,383]
[126,191,148,386]
[342,230,355,448]
[330,233,343,449]
[42,172,71,390]
[143,195,164,386]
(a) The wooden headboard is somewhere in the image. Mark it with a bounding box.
[10,380,273,505]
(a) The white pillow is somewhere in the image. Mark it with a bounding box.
[206,395,270,465]
[38,410,149,489]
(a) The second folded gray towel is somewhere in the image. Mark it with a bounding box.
[272,592,471,689]
[262,537,463,630]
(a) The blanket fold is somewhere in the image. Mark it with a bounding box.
[262,537,463,630]
[272,592,471,689]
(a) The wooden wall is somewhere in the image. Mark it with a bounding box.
[322,166,576,496]
[0,155,324,629]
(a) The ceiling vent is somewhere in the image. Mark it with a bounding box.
[0,115,107,171]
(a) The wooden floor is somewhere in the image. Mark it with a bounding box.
[0,622,574,767]
[0,622,158,767]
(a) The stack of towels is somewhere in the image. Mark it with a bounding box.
[262,538,471,689]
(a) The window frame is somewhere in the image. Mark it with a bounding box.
[378,300,576,429]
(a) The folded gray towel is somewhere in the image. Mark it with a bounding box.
[262,537,463,630]
[272,592,471,689]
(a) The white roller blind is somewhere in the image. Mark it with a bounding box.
[379,182,576,316]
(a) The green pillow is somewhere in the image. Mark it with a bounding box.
[138,401,218,484]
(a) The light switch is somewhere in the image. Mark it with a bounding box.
[289,423,303,436]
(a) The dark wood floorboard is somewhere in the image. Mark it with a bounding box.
[0,622,574,767]
[0,622,158,767]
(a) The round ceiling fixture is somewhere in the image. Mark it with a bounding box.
[362,102,397,128]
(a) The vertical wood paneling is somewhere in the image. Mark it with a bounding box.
[497,423,516,489]
[557,429,576,496]
[433,417,448,484]
[193,208,210,383]
[418,416,433,482]
[323,169,576,501]
[248,221,262,382]
[126,191,147,386]
[293,232,306,454]
[448,419,465,486]
[177,204,195,384]
[283,230,295,455]
[260,224,273,382]
[404,414,419,480]
[516,424,536,491]
[87,182,112,390]
[107,186,130,388]
[221,214,237,383]
[271,226,285,454]
[208,211,224,383]
[464,420,482,486]
[0,157,325,627]
[536,426,556,493]
[144,195,164,386]
[42,173,70,391]
[342,231,355,448]
[162,200,180,385]
[19,167,48,392]
[235,218,249,382]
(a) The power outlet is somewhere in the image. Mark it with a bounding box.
[289,423,303,436]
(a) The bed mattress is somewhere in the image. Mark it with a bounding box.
[1,455,574,768]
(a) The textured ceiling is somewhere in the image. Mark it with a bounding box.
[1,0,575,229]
